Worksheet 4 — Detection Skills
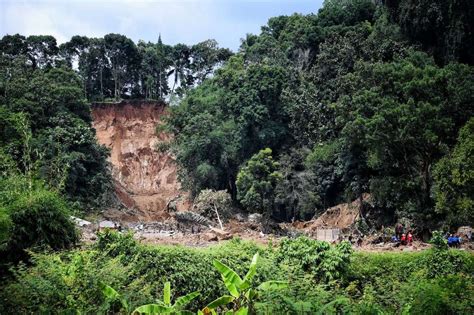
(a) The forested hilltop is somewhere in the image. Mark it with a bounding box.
[163,0,474,233]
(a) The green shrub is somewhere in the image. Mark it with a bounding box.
[423,248,467,279]
[0,206,11,250]
[95,229,139,260]
[257,275,352,314]
[1,188,78,264]
[348,252,427,312]
[275,236,353,282]
[348,250,474,313]
[0,250,151,314]
[430,230,448,250]
[403,275,474,315]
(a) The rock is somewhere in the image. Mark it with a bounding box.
[403,247,413,252]
[203,232,218,242]
[71,216,92,227]
[248,213,262,224]
[99,220,118,230]
[234,213,245,222]
[457,226,472,240]
[210,227,232,238]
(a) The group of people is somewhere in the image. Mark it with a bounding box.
[393,224,468,248]
[392,223,413,246]
[391,232,413,246]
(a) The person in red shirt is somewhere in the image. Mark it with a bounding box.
[407,231,413,245]
[401,233,407,245]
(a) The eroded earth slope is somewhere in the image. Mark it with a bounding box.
[92,100,189,220]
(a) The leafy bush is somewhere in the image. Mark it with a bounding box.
[1,187,78,265]
[0,206,11,251]
[193,189,234,223]
[423,249,467,279]
[95,229,139,260]
[348,250,474,313]
[0,250,150,314]
[236,148,282,217]
[430,230,448,250]
[402,274,474,315]
[424,231,470,279]
[275,236,353,282]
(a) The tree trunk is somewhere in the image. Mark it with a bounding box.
[421,160,432,205]
[171,75,177,96]
[228,175,237,201]
[114,68,118,100]
[100,65,104,101]
[213,204,224,230]
[158,70,162,99]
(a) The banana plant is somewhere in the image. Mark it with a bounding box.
[102,284,129,313]
[133,282,200,315]
[201,253,287,315]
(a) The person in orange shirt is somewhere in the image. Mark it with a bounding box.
[401,233,407,245]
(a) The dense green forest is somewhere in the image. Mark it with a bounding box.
[0,0,473,313]
[165,0,474,232]
[1,0,473,230]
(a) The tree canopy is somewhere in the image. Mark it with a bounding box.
[164,0,474,230]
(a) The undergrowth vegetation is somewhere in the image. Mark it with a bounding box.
[0,231,472,314]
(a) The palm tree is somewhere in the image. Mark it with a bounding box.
[167,44,190,97]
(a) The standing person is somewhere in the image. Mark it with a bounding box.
[407,231,413,246]
[401,233,407,246]
[395,223,404,240]
[448,234,455,247]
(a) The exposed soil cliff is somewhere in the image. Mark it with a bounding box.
[92,100,189,221]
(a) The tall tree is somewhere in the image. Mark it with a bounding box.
[168,43,191,97]
[138,37,172,99]
[433,118,474,228]
[236,148,282,225]
[26,35,59,69]
[190,39,232,85]
[104,34,140,100]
